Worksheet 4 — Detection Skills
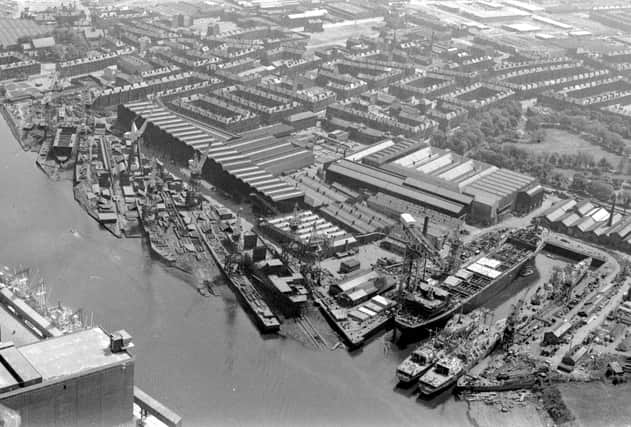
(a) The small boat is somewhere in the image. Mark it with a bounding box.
[396,344,441,385]
[520,265,535,277]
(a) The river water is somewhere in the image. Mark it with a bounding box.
[0,115,520,427]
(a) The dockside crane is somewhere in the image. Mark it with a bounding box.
[397,213,448,298]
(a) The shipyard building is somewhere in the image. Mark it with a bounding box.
[326,140,542,225]
[539,198,631,251]
[118,101,308,210]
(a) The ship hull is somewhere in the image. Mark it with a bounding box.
[396,365,432,386]
[418,329,504,397]
[418,375,460,398]
[224,275,281,334]
[199,227,281,334]
[395,252,534,339]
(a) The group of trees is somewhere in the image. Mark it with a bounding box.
[429,99,631,201]
[432,100,523,155]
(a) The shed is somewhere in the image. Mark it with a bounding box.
[339,258,360,274]
[542,321,572,345]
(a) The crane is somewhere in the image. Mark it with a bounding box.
[398,213,447,297]
[186,141,211,208]
[128,119,149,145]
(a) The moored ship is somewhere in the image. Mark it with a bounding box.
[417,313,507,397]
[395,309,485,385]
[395,226,544,337]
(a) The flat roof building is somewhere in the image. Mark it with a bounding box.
[0,328,135,426]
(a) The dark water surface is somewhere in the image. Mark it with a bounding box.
[0,117,478,427]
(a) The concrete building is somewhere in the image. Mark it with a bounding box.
[52,126,77,161]
[0,328,134,426]
[325,139,541,224]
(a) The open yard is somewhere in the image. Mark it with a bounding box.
[508,128,627,165]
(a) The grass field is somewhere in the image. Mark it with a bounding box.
[558,381,631,427]
[507,128,626,165]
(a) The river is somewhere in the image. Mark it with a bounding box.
[0,115,513,427]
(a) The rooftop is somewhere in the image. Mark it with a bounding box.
[18,328,131,381]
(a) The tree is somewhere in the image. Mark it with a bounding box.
[572,173,588,192]
[431,129,447,148]
[587,181,614,202]
[598,157,612,171]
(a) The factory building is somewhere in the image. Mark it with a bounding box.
[539,198,631,251]
[325,140,541,224]
[119,102,306,211]
[326,159,470,218]
[258,210,357,256]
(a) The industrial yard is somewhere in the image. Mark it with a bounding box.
[2,0,631,425]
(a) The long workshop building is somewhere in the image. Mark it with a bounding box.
[118,102,306,210]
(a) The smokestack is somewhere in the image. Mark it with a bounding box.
[609,196,616,226]
[423,216,429,236]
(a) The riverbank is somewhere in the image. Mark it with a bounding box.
[0,104,25,150]
[467,399,551,427]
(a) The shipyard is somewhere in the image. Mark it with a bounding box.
[2,0,631,426]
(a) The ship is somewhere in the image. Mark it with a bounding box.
[417,314,507,397]
[396,342,442,385]
[395,226,544,337]
[395,309,486,385]
[199,222,281,334]
[567,257,592,287]
[549,256,592,301]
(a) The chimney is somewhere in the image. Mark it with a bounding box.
[423,216,429,236]
[609,196,616,226]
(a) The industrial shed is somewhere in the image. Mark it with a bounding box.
[325,160,470,218]
[118,102,305,210]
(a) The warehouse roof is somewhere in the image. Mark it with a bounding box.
[124,102,303,203]
[327,160,467,215]
[31,36,55,49]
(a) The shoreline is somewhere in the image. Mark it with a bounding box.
[0,105,27,151]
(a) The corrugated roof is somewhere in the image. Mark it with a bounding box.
[327,160,466,215]
[124,102,303,203]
